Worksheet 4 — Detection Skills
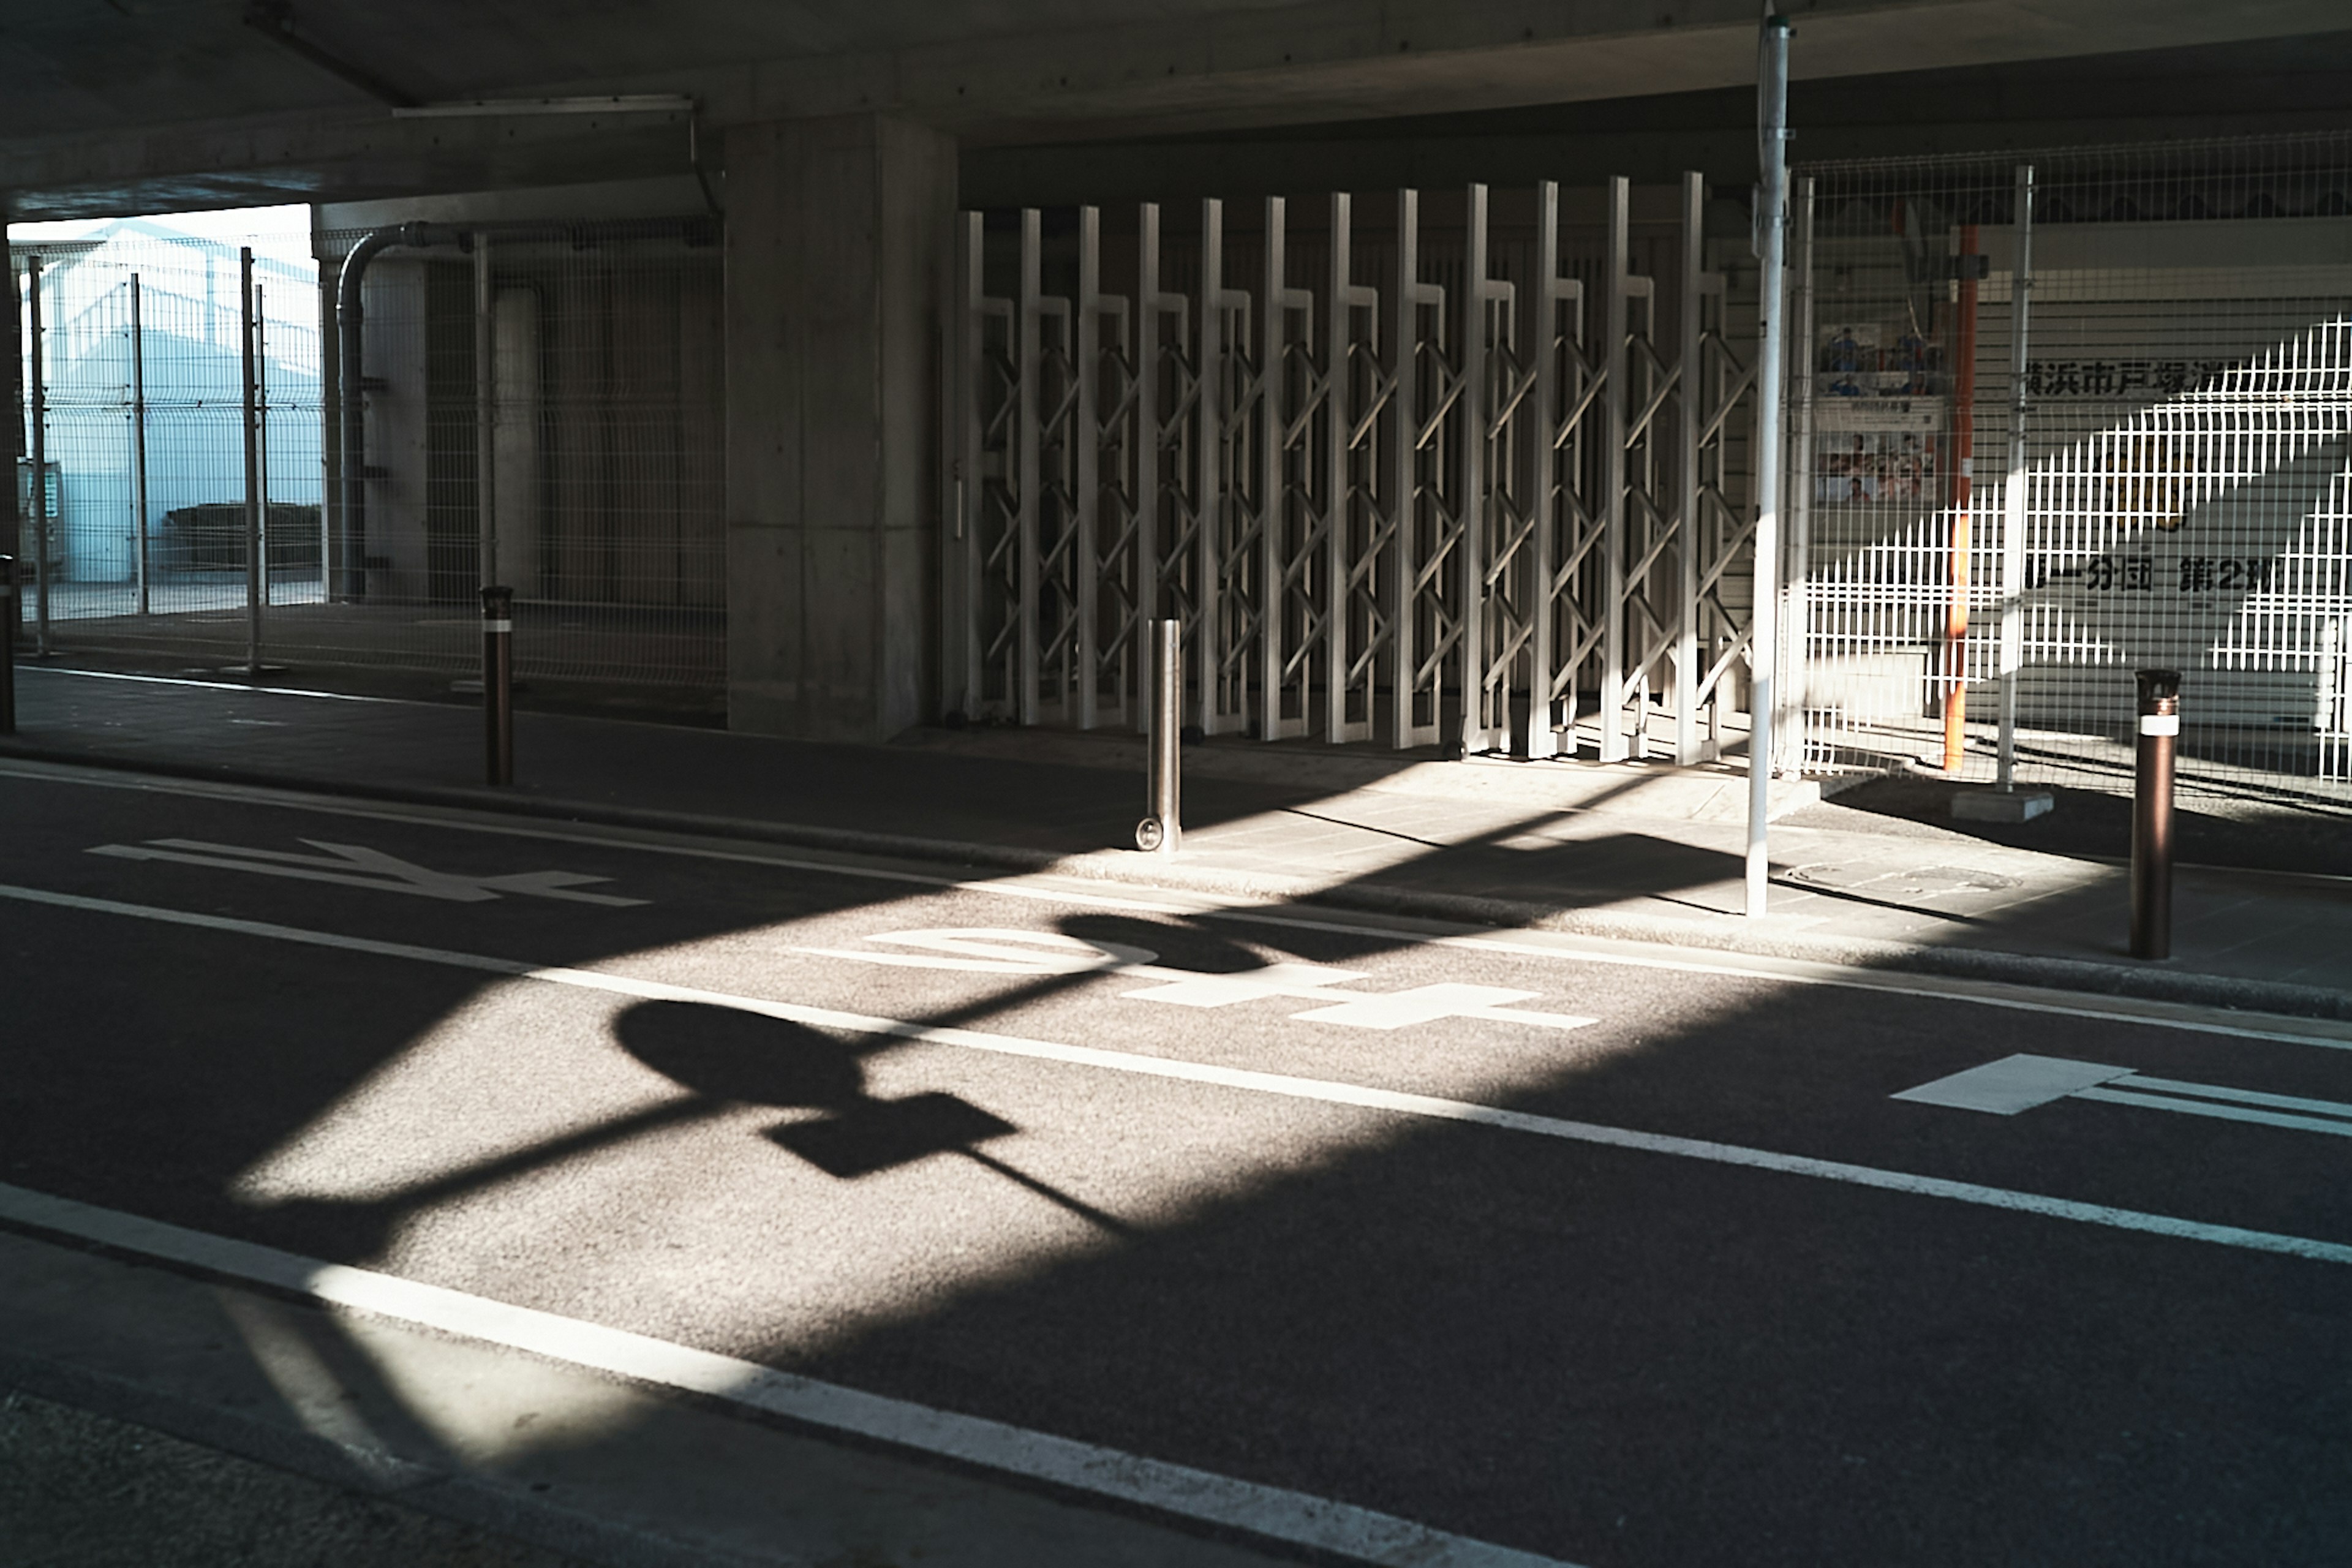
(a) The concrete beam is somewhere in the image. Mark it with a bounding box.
[5,0,2349,217]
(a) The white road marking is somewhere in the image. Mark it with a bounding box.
[0,1184,1575,1568]
[1118,960,1367,1008]
[1898,1054,2352,1139]
[88,838,647,906]
[802,927,1158,974]
[25,666,406,703]
[6,756,2348,1049]
[1291,983,1596,1033]
[4,879,2350,1267]
[1894,1055,2131,1114]
[812,928,1597,1032]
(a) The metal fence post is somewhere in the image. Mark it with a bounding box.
[1780,173,1817,780]
[241,246,263,673]
[131,273,151,616]
[27,253,48,659]
[1997,165,2036,791]
[1745,12,1792,919]
[1137,618,1182,853]
[2131,668,2180,959]
[483,584,514,786]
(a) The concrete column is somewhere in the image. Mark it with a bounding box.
[725,112,956,741]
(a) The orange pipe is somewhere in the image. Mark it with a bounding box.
[1943,224,1980,772]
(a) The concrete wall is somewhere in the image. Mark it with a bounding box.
[723,113,957,742]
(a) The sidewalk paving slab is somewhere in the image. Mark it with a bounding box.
[3,665,2346,1019]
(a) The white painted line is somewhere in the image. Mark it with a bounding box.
[89,837,648,906]
[807,929,1597,1033]
[1892,1055,2131,1114]
[2071,1086,2352,1139]
[3,754,2348,1051]
[1899,1054,2352,1140]
[6,880,2351,1268]
[2118,1072,2352,1120]
[23,666,408,703]
[0,1183,1575,1568]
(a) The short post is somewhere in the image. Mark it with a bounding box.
[482,585,514,786]
[1136,619,1182,854]
[2130,668,2180,960]
[0,556,17,735]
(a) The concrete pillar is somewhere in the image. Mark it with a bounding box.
[724,113,956,741]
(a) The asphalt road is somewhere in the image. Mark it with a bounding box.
[1,760,2348,1567]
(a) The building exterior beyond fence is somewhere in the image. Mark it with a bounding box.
[14,134,2352,813]
[1795,134,2352,808]
[11,216,723,712]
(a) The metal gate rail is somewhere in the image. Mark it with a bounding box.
[948,179,1761,761]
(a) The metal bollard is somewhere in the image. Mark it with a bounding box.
[482,585,514,786]
[0,556,17,736]
[1136,619,1181,854]
[2130,668,2180,960]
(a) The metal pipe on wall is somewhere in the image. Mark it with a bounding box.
[336,221,453,602]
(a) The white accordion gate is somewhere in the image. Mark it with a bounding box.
[944,176,1764,764]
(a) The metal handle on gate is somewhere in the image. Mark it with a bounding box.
[483,585,514,787]
[1136,619,1181,854]
[2130,667,2180,960]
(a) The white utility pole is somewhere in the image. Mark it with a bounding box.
[1746,9,1793,919]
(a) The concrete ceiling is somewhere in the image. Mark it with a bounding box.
[6,0,2350,216]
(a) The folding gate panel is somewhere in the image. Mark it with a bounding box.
[946,182,1763,763]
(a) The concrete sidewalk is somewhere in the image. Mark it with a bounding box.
[2,664,2346,1016]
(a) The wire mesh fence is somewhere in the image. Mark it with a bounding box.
[11,216,725,712]
[1794,133,2352,809]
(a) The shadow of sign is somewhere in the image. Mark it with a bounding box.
[614,998,1017,1180]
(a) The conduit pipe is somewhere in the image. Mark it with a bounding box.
[336,222,456,599]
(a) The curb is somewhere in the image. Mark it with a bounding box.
[5,739,2345,1023]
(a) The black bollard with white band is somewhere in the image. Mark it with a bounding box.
[482,585,514,787]
[2130,667,2180,960]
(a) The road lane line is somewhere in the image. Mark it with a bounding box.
[21,666,406,702]
[6,879,2351,1268]
[4,754,2346,1051]
[0,1184,1574,1568]
[2072,1087,2352,1139]
[1899,1054,2352,1139]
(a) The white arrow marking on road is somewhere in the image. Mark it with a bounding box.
[799,927,1596,1033]
[798,928,1155,974]
[1118,961,1366,1008]
[1293,983,1596,1033]
[88,839,648,907]
[1896,1053,2352,1138]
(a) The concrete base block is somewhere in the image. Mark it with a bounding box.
[1951,788,2055,823]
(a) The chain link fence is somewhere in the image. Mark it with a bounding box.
[12,216,725,714]
[1793,133,2352,809]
